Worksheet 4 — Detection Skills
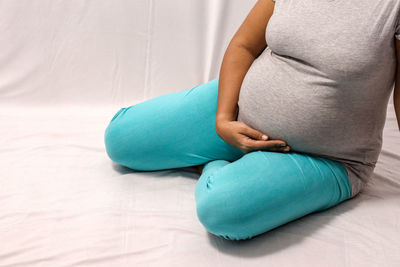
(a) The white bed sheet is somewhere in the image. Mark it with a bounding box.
[0,104,399,267]
[0,0,399,266]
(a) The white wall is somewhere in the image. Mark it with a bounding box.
[0,0,257,107]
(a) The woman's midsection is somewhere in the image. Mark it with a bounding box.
[236,51,376,161]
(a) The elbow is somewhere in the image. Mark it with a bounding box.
[230,40,266,59]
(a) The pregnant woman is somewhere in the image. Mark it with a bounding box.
[104,0,400,240]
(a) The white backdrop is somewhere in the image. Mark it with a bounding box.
[0,0,256,107]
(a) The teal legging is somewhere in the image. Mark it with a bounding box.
[104,78,352,241]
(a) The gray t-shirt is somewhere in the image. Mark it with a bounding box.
[237,0,400,197]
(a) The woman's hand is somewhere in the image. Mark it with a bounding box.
[216,119,291,154]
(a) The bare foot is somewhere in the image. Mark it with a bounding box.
[196,164,205,175]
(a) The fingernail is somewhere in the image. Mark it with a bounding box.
[284,147,290,151]
[261,135,268,140]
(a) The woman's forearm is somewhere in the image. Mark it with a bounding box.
[216,42,259,125]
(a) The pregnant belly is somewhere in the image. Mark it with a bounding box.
[237,65,365,160]
[237,99,342,156]
[236,47,383,166]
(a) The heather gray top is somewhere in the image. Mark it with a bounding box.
[237,0,400,197]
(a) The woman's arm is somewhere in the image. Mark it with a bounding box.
[214,0,290,153]
[395,40,400,131]
[216,0,275,126]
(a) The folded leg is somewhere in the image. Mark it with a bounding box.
[104,78,244,171]
[195,150,352,240]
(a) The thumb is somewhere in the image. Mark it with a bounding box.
[241,124,269,140]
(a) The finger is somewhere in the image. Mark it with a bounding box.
[254,144,291,153]
[239,124,269,140]
[283,145,291,152]
[244,138,287,150]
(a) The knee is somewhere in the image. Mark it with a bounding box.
[195,174,255,241]
[104,107,138,168]
[104,117,126,165]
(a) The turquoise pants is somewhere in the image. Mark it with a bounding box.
[104,78,352,241]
